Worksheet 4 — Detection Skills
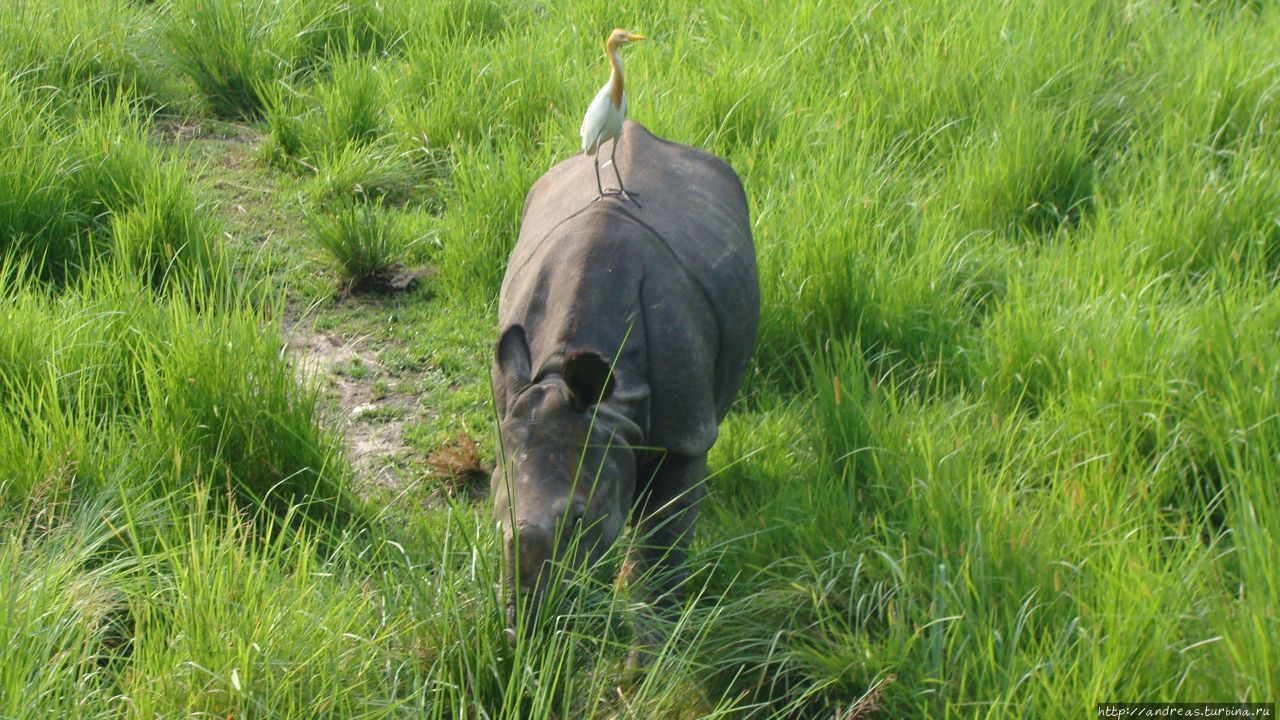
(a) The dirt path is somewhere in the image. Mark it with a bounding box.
[160,119,454,496]
[284,317,421,490]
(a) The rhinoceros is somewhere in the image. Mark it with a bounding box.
[491,120,759,652]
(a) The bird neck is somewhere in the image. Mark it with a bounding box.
[607,49,624,109]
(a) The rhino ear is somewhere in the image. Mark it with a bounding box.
[496,325,531,392]
[563,351,615,411]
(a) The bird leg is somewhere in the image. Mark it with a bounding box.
[608,137,642,208]
[592,153,605,202]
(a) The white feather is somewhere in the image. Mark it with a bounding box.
[579,61,626,155]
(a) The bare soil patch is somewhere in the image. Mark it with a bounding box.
[284,316,421,491]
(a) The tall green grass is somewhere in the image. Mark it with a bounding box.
[0,494,137,718]
[161,0,399,118]
[0,0,173,105]
[0,83,221,290]
[0,271,359,525]
[3,0,1278,717]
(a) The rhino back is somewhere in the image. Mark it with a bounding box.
[498,122,759,455]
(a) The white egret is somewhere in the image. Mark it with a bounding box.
[580,28,646,204]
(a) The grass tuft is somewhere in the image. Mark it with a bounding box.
[308,202,409,292]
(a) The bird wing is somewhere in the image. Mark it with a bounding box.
[579,83,614,155]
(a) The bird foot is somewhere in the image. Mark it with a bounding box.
[601,188,643,208]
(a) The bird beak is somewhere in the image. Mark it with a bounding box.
[626,33,647,42]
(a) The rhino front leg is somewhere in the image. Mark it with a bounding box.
[624,452,707,668]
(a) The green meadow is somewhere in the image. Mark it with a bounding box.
[1,0,1276,716]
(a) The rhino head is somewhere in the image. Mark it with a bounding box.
[491,326,640,638]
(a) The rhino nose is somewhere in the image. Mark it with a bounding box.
[504,523,552,641]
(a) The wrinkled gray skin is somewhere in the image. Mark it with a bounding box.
[492,121,759,654]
